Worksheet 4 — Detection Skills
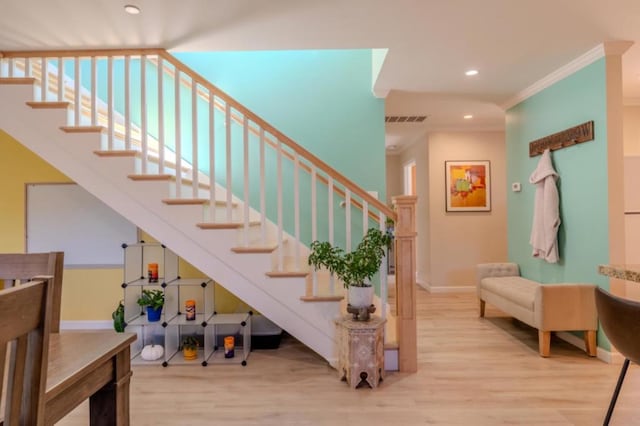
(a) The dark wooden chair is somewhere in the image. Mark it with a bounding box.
[0,277,54,425]
[595,287,640,425]
[0,252,64,333]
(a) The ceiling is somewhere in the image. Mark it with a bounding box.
[2,0,640,153]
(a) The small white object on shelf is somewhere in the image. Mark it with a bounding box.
[140,344,164,361]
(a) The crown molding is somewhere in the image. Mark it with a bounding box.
[501,41,634,110]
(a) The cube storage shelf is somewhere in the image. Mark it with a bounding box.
[121,242,251,367]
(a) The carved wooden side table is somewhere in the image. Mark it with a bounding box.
[336,315,386,389]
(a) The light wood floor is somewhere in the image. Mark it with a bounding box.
[57,288,640,425]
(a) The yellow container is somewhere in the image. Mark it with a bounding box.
[224,336,235,358]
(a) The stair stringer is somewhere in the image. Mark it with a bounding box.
[0,82,341,366]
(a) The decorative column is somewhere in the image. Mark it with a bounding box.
[392,195,417,373]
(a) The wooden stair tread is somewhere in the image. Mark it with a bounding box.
[197,222,260,230]
[299,295,344,302]
[26,101,70,109]
[95,150,139,157]
[129,174,173,181]
[0,77,36,85]
[231,246,277,254]
[162,198,208,205]
[60,126,105,133]
[265,271,309,278]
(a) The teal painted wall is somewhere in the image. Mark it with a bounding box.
[506,59,610,348]
[175,50,386,248]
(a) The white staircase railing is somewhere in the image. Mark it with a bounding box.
[0,48,398,316]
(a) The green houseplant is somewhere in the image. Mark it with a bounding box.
[308,228,392,308]
[137,289,165,322]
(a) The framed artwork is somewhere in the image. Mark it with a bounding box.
[445,160,491,212]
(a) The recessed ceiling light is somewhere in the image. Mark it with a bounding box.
[124,4,141,14]
[463,115,473,119]
[465,69,479,76]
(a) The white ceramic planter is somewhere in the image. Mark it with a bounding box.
[348,285,374,308]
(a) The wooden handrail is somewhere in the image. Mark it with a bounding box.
[0,48,396,222]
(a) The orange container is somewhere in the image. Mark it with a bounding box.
[147,263,159,283]
[224,336,235,358]
[185,299,196,321]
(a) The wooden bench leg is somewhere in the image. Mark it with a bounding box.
[584,330,597,357]
[479,300,485,317]
[538,330,551,357]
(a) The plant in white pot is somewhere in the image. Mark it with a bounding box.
[308,228,392,314]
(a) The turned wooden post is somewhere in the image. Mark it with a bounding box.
[392,195,417,373]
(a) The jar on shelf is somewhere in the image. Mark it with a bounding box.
[185,299,196,321]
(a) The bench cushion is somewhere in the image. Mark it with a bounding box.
[480,276,539,311]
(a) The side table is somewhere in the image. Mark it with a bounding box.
[335,315,386,389]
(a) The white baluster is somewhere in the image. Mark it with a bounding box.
[175,70,182,197]
[294,154,300,270]
[107,56,114,150]
[310,167,319,295]
[25,57,31,77]
[277,141,283,271]
[40,57,47,101]
[328,177,335,294]
[57,57,63,102]
[379,213,388,322]
[362,200,369,237]
[345,189,351,252]
[208,90,216,222]
[225,103,232,222]
[243,116,250,246]
[141,55,148,174]
[91,57,97,125]
[74,57,80,126]
[157,57,165,173]
[191,80,199,193]
[8,58,14,77]
[259,128,266,245]
[124,56,131,150]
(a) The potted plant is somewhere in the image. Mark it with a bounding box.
[137,289,165,322]
[308,227,392,310]
[181,335,199,360]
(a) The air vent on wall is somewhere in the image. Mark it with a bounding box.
[385,115,428,123]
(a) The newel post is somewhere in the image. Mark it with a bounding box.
[392,195,417,373]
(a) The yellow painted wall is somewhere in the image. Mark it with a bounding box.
[0,130,247,322]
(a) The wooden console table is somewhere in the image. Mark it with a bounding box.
[336,315,385,389]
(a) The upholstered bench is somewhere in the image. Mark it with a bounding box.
[476,262,598,357]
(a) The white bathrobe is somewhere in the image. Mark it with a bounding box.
[529,148,560,263]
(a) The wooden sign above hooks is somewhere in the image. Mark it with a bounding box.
[529,121,594,157]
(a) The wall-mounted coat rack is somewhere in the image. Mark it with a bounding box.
[529,121,594,157]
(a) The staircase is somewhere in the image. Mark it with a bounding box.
[0,49,399,367]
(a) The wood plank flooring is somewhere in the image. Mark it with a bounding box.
[56,288,640,425]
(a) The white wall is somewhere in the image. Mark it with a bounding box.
[386,131,507,291]
[386,154,403,204]
[623,106,640,156]
[623,106,640,299]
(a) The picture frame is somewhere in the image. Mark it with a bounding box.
[445,160,491,212]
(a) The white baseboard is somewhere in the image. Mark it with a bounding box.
[421,282,476,293]
[555,331,624,364]
[60,320,113,330]
[384,348,398,371]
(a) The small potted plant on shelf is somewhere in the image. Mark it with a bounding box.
[137,289,165,322]
[308,227,392,315]
[181,335,199,361]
